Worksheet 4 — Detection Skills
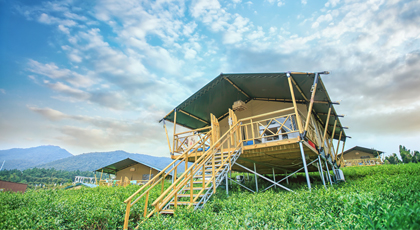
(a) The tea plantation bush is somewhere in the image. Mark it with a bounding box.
[1,164,419,229]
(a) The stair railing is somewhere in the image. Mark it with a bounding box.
[123,130,212,229]
[149,120,243,215]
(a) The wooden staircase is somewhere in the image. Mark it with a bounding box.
[123,110,242,229]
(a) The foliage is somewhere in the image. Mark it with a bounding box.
[385,145,420,164]
[0,164,419,229]
[0,168,98,188]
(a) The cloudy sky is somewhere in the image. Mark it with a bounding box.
[0,0,419,157]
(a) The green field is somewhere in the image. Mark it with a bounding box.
[1,164,419,229]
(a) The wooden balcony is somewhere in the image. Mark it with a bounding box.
[343,158,383,167]
[171,107,327,173]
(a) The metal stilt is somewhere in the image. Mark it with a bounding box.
[325,159,333,186]
[318,155,327,189]
[272,168,276,189]
[254,163,258,192]
[225,173,229,196]
[299,141,311,191]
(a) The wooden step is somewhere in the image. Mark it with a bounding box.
[176,194,205,198]
[192,180,212,184]
[204,164,227,168]
[182,187,210,191]
[160,209,174,214]
[169,201,203,206]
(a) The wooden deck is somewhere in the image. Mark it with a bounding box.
[172,137,321,174]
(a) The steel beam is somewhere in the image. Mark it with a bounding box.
[236,162,293,192]
[299,141,312,191]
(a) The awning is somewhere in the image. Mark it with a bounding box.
[163,72,347,140]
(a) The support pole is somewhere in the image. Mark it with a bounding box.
[172,110,177,154]
[272,168,276,189]
[318,155,327,189]
[321,105,332,149]
[163,120,172,154]
[299,141,311,191]
[329,119,338,158]
[225,173,229,196]
[304,73,319,133]
[335,131,343,162]
[254,163,258,192]
[325,159,333,186]
[287,72,304,134]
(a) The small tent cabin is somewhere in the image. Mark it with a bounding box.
[0,180,28,193]
[123,72,349,228]
[340,146,384,167]
[96,158,169,186]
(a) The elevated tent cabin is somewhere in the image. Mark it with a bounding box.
[123,72,349,229]
[96,158,168,186]
[339,146,384,167]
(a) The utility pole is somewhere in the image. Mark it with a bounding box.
[0,160,5,171]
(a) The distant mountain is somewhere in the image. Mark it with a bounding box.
[0,145,73,170]
[35,150,175,172]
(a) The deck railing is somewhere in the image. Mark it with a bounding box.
[238,107,317,147]
[344,158,383,167]
[173,126,212,155]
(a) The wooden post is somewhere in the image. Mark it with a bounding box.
[143,191,149,217]
[329,119,338,157]
[212,151,216,193]
[287,73,303,134]
[339,140,346,167]
[149,168,152,181]
[321,106,332,148]
[163,121,172,154]
[172,110,177,154]
[123,199,131,230]
[335,131,343,162]
[304,73,319,133]
[250,119,255,142]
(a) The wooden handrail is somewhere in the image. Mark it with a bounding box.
[124,131,212,203]
[151,121,242,207]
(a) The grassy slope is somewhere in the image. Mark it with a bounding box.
[1,164,419,229]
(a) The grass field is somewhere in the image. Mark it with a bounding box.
[1,163,419,229]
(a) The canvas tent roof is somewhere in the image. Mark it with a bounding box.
[340,146,384,157]
[163,72,347,140]
[95,158,163,174]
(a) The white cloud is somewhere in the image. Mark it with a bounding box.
[301,0,307,5]
[0,89,5,94]
[27,59,93,88]
[325,0,340,7]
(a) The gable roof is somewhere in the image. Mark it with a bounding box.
[341,146,384,157]
[95,158,163,174]
[163,72,347,140]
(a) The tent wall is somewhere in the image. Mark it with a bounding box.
[218,100,309,137]
[116,164,160,181]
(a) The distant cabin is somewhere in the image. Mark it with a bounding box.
[96,158,169,185]
[340,146,384,167]
[0,180,28,193]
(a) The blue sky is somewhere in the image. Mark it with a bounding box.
[0,0,419,157]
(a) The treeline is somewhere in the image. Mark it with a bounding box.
[385,145,420,164]
[0,168,99,187]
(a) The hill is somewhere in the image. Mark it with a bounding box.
[35,150,174,172]
[0,146,73,170]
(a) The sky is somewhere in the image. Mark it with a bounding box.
[0,0,419,157]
